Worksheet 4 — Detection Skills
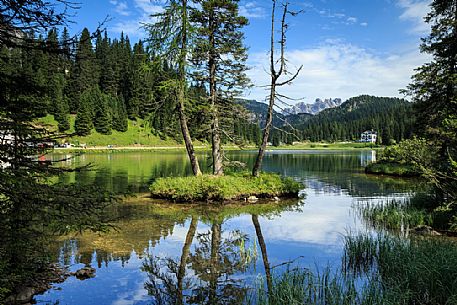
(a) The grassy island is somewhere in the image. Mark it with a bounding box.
[365,161,420,177]
[149,172,303,202]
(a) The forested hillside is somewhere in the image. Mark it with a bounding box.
[1,28,261,145]
[1,28,412,147]
[241,96,414,145]
[296,95,414,144]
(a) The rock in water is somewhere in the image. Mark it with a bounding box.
[73,267,96,280]
[5,286,35,304]
[410,225,441,236]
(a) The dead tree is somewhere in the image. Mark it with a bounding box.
[252,0,302,177]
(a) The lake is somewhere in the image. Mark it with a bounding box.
[35,150,418,305]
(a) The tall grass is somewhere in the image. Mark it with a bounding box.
[357,199,432,231]
[365,161,420,176]
[253,234,457,305]
[344,234,457,305]
[253,267,384,305]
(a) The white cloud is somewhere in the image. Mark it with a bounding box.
[239,2,267,18]
[360,22,368,27]
[112,18,148,36]
[397,0,431,34]
[134,0,164,15]
[346,16,357,24]
[245,40,430,103]
[111,0,165,36]
[113,1,131,16]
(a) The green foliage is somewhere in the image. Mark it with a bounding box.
[111,95,128,132]
[343,234,457,305]
[378,138,435,167]
[150,172,302,202]
[92,88,112,135]
[68,28,98,112]
[254,234,457,305]
[365,162,420,177]
[367,138,440,177]
[75,88,95,136]
[357,200,432,231]
[0,1,116,299]
[288,95,414,143]
[402,0,457,210]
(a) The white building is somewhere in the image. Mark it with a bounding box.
[360,130,377,143]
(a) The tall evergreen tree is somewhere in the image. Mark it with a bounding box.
[75,88,95,135]
[68,28,98,112]
[404,0,457,202]
[129,40,151,118]
[192,0,249,175]
[146,0,203,176]
[93,88,112,135]
[111,95,128,132]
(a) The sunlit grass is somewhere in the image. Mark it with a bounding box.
[253,234,457,305]
[357,199,432,231]
[149,172,303,202]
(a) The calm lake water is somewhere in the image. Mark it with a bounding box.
[35,150,418,305]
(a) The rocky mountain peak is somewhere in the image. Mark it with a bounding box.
[282,98,342,115]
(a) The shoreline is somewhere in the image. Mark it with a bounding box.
[49,143,380,154]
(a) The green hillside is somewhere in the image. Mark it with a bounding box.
[37,115,186,147]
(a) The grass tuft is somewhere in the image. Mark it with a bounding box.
[357,200,432,231]
[365,161,420,177]
[149,172,303,202]
[343,234,457,305]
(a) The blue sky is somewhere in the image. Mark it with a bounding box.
[67,0,432,103]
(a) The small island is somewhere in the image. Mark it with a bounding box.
[150,172,303,202]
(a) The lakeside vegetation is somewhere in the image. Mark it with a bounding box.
[253,234,457,305]
[365,162,420,177]
[150,172,302,202]
[0,0,456,303]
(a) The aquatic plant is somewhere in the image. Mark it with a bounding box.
[357,200,432,232]
[253,234,457,305]
[252,266,384,305]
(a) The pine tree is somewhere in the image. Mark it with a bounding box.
[50,74,70,131]
[129,40,151,118]
[75,88,95,135]
[68,28,98,112]
[108,95,127,132]
[192,0,249,175]
[93,88,112,134]
[145,0,203,176]
[404,0,457,202]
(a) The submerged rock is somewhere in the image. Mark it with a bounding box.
[5,263,70,304]
[5,286,35,304]
[72,267,96,280]
[410,225,441,236]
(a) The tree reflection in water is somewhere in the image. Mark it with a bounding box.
[143,217,253,305]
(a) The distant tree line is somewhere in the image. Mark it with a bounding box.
[269,95,415,145]
[0,27,261,145]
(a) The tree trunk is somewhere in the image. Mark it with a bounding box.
[177,216,198,305]
[178,91,202,176]
[209,9,223,176]
[209,222,221,304]
[178,0,201,176]
[252,214,272,297]
[252,82,276,177]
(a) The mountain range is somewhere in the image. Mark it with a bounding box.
[238,95,414,144]
[282,98,343,115]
